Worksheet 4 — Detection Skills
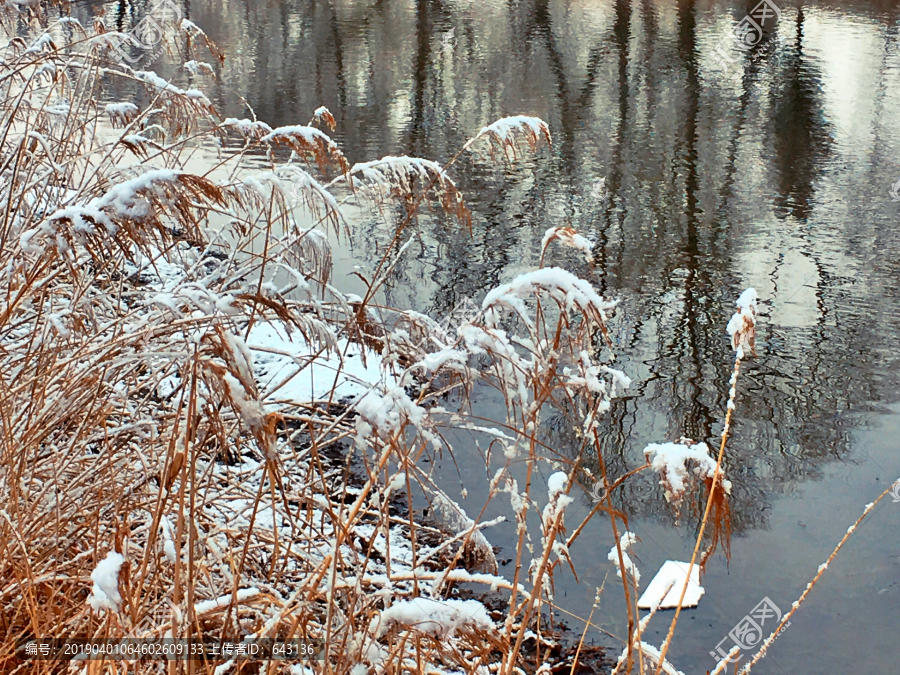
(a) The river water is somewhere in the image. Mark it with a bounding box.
[74,0,900,672]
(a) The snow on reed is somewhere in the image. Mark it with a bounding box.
[608,531,641,585]
[184,60,215,76]
[542,471,573,535]
[727,287,758,357]
[537,472,575,591]
[24,32,54,54]
[374,597,494,639]
[481,266,618,328]
[87,550,125,613]
[334,155,469,226]
[160,517,178,564]
[105,101,139,126]
[355,385,428,442]
[221,117,274,141]
[133,70,211,104]
[194,588,260,616]
[241,166,342,233]
[260,124,349,174]
[311,106,336,130]
[92,168,181,219]
[474,115,552,160]
[546,471,568,501]
[540,226,595,264]
[563,350,632,414]
[644,440,732,504]
[180,19,204,35]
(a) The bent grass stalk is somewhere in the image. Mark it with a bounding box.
[737,485,895,673]
[649,291,755,675]
[652,352,744,675]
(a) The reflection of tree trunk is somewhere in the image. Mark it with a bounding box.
[639,0,657,111]
[609,0,631,292]
[328,0,347,114]
[530,0,575,172]
[576,46,605,113]
[868,21,898,254]
[674,0,716,443]
[410,0,430,155]
[113,0,131,32]
[594,0,631,297]
[771,7,830,221]
[523,0,630,294]
[714,6,778,248]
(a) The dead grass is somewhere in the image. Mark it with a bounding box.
[0,7,760,675]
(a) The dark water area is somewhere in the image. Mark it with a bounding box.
[73,0,900,671]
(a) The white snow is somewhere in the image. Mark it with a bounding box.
[644,441,731,504]
[246,320,394,408]
[481,267,617,327]
[91,169,181,220]
[222,372,266,432]
[133,71,212,106]
[547,471,568,500]
[222,117,274,137]
[438,568,523,594]
[122,134,151,145]
[181,19,203,34]
[338,156,460,203]
[25,33,53,54]
[735,288,758,311]
[541,226,594,261]
[476,115,549,143]
[87,550,125,613]
[160,516,177,564]
[354,383,415,437]
[608,532,640,585]
[194,588,260,615]
[105,102,138,116]
[313,106,332,122]
[726,288,758,353]
[184,60,214,75]
[416,347,468,373]
[636,560,705,610]
[260,125,337,149]
[384,471,407,498]
[541,472,574,556]
[562,351,631,413]
[375,597,494,638]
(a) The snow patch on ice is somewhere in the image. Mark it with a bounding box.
[637,560,704,610]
